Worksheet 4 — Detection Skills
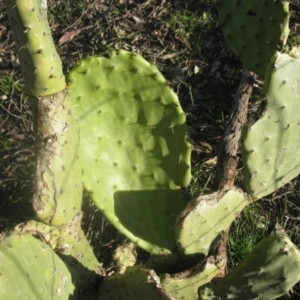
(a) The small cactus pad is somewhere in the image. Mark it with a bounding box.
[242,52,300,199]
[198,234,300,300]
[175,188,251,256]
[217,0,289,76]
[5,0,65,96]
[96,266,174,300]
[67,50,191,255]
[0,233,76,299]
[160,256,226,300]
[113,242,137,274]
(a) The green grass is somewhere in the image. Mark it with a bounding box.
[167,9,213,40]
[0,74,23,95]
[161,1,218,67]
[0,134,10,151]
[227,203,271,271]
[47,0,86,25]
[188,161,216,198]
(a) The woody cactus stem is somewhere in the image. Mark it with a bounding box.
[4,0,100,289]
[5,0,81,226]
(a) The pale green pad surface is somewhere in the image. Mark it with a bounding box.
[242,52,300,199]
[199,234,300,300]
[67,50,191,254]
[217,0,289,76]
[0,233,75,300]
[5,0,65,96]
[175,188,251,256]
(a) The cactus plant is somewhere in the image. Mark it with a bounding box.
[112,242,137,274]
[97,257,225,300]
[175,188,251,257]
[242,51,300,199]
[0,233,76,299]
[160,256,226,300]
[217,0,290,77]
[5,0,83,227]
[96,265,174,300]
[67,52,192,255]
[1,0,300,299]
[4,0,65,96]
[198,234,300,300]
[4,0,100,290]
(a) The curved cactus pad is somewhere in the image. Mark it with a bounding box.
[242,52,300,200]
[160,256,225,300]
[198,234,300,300]
[0,233,75,299]
[96,266,174,300]
[67,50,191,254]
[175,188,251,256]
[217,0,289,76]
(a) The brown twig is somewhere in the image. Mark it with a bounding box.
[217,69,255,189]
[214,69,255,277]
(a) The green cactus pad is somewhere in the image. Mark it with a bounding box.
[175,188,251,256]
[242,52,300,199]
[96,266,174,300]
[55,220,101,291]
[67,50,191,255]
[198,234,300,300]
[160,256,226,300]
[113,242,137,274]
[217,0,289,76]
[0,233,76,299]
[5,0,65,96]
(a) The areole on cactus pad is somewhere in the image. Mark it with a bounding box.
[67,50,192,255]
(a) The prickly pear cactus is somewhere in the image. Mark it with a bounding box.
[55,219,101,290]
[217,0,290,76]
[242,51,300,199]
[198,234,300,300]
[175,188,251,256]
[160,256,226,300]
[97,257,225,300]
[5,0,65,96]
[4,0,83,226]
[96,266,174,300]
[113,242,137,274]
[67,50,192,255]
[0,233,76,299]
